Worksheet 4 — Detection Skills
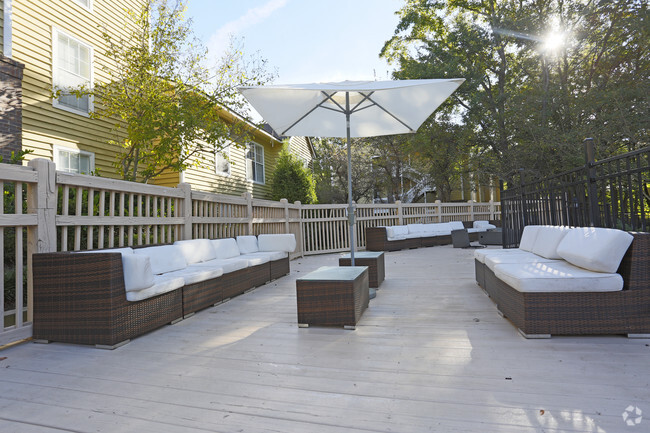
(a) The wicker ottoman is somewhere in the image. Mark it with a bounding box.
[338,251,385,288]
[296,266,369,329]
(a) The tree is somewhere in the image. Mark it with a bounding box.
[312,138,377,204]
[381,0,649,181]
[270,147,317,204]
[66,0,273,182]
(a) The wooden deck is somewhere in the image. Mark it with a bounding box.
[1,245,648,432]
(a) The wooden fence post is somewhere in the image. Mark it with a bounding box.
[178,182,193,240]
[489,200,495,220]
[295,200,304,257]
[435,200,442,222]
[27,158,57,322]
[243,192,253,235]
[281,198,289,234]
[396,200,403,225]
[468,200,475,221]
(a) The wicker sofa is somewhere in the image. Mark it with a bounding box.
[474,226,650,338]
[32,234,296,349]
[366,220,499,251]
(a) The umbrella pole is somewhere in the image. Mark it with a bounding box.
[346,93,355,266]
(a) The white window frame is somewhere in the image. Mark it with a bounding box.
[52,28,94,116]
[54,146,95,174]
[71,0,93,12]
[246,143,265,184]
[215,145,231,177]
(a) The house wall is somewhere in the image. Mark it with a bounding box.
[155,137,284,200]
[287,136,314,167]
[12,0,143,177]
[0,54,24,161]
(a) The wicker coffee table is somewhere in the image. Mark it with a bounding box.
[338,251,385,288]
[296,266,369,329]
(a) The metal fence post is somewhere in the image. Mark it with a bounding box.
[584,138,600,227]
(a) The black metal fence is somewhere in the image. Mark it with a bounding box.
[501,140,650,247]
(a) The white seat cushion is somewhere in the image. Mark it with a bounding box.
[387,234,406,241]
[163,266,223,285]
[258,234,296,253]
[518,226,541,252]
[244,251,286,261]
[134,245,187,275]
[531,226,570,259]
[556,227,634,273]
[126,274,184,302]
[173,239,217,264]
[211,238,241,259]
[237,236,259,254]
[121,254,155,292]
[240,253,271,266]
[191,258,249,274]
[493,261,623,293]
[473,220,496,229]
[484,252,557,272]
[474,248,530,264]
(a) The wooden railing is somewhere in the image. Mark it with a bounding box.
[0,158,500,345]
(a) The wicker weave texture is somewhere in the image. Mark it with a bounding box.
[339,254,385,288]
[33,253,183,347]
[475,232,650,336]
[296,268,369,327]
[270,256,290,280]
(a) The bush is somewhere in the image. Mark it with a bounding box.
[270,148,317,204]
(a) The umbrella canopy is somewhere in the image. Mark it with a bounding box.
[238,79,465,138]
[238,79,465,265]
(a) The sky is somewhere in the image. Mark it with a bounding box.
[184,0,404,84]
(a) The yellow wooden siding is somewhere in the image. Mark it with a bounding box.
[13,0,144,178]
[164,139,283,200]
[288,136,314,166]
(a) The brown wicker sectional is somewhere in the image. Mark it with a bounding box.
[32,242,291,349]
[475,232,650,337]
[366,221,500,251]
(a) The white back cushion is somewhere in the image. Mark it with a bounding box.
[557,227,634,273]
[449,221,465,231]
[134,245,187,275]
[385,227,395,238]
[518,226,540,252]
[392,225,409,236]
[531,226,570,259]
[121,254,155,292]
[258,234,296,252]
[211,238,241,259]
[173,239,216,264]
[407,224,425,233]
[236,236,259,254]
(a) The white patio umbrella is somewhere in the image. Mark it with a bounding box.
[238,79,464,265]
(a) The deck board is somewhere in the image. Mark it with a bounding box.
[1,245,649,432]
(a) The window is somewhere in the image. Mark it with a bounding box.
[55,147,95,174]
[53,29,93,115]
[215,146,231,176]
[246,143,265,184]
[72,0,92,11]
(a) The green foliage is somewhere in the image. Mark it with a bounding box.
[382,0,649,180]
[0,149,34,164]
[270,147,316,204]
[65,0,274,183]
